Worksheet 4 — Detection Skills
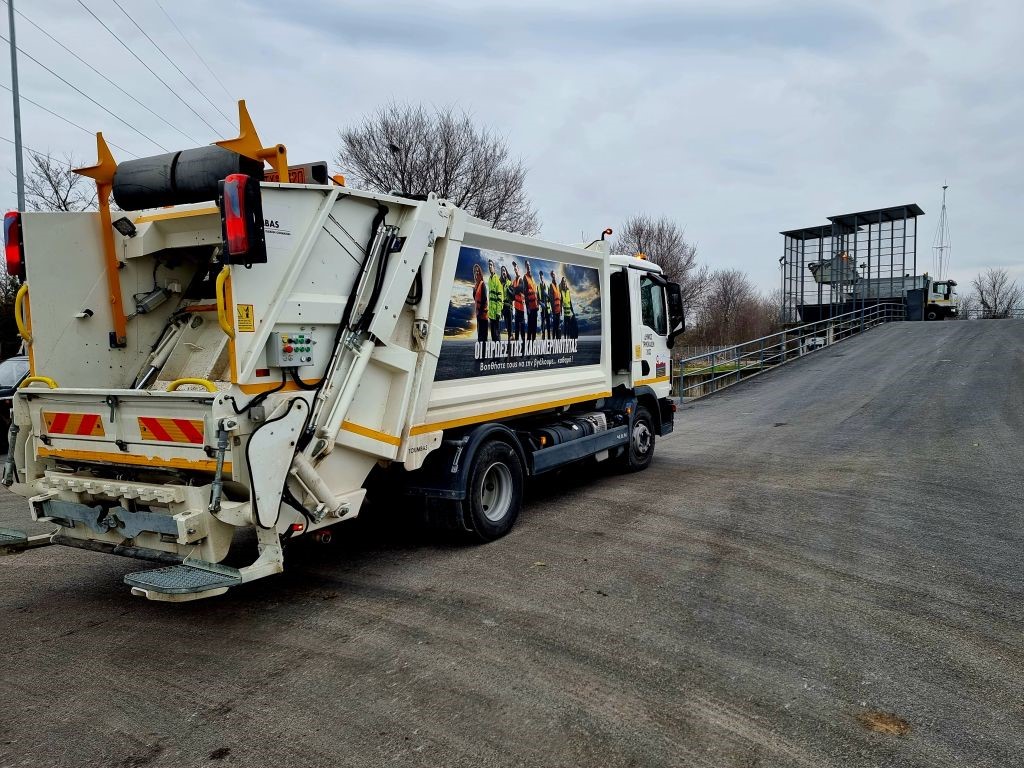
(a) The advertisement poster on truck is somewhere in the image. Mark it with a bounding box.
[435,246,602,381]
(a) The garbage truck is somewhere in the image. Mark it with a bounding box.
[0,103,684,601]
[806,253,958,321]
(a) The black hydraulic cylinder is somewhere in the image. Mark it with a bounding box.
[112,146,264,210]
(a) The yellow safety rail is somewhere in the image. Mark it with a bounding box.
[166,378,217,393]
[14,283,31,343]
[215,266,235,338]
[20,376,57,389]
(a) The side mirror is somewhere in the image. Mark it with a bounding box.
[666,281,685,348]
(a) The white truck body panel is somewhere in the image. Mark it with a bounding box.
[7,178,677,599]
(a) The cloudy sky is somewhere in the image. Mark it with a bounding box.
[1,0,1020,292]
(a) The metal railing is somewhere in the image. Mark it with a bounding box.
[674,302,906,401]
[962,308,1024,320]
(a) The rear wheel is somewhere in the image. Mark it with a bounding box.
[459,439,524,542]
[618,405,655,472]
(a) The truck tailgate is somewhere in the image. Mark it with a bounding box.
[22,388,222,473]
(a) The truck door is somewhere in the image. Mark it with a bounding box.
[632,269,672,395]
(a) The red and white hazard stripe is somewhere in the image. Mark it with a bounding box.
[43,412,105,437]
[137,417,205,444]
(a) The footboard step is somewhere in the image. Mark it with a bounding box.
[124,561,241,602]
[0,527,53,555]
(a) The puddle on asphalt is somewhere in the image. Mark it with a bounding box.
[856,710,912,736]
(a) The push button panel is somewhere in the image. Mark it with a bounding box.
[267,331,316,368]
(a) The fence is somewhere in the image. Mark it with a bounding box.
[961,308,1024,320]
[674,302,906,401]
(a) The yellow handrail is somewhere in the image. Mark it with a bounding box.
[166,378,217,393]
[20,376,57,389]
[14,283,31,343]
[215,266,235,338]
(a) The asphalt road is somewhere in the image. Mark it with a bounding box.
[1,319,1022,767]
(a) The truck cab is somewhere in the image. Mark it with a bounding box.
[608,255,683,400]
[927,279,958,320]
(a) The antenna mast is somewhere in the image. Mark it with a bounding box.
[932,183,951,280]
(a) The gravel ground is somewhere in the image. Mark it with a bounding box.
[1,319,1022,767]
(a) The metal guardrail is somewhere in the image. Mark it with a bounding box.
[674,302,906,401]
[961,308,1024,320]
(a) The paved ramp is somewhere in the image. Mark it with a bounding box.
[1,321,1021,767]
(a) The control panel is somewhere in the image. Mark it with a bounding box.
[267,331,317,368]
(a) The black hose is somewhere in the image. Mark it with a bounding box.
[229,367,287,415]
[358,232,394,332]
[340,203,388,334]
[288,366,318,391]
[282,484,316,526]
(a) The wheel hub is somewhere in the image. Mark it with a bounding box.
[480,462,513,522]
[632,422,652,455]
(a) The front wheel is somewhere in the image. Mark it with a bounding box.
[925,307,942,321]
[618,406,655,472]
[459,439,524,542]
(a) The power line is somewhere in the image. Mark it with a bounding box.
[0,82,138,158]
[154,0,233,102]
[4,2,199,144]
[110,0,232,128]
[0,133,45,157]
[0,32,167,151]
[74,0,220,135]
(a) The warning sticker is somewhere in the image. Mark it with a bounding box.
[237,304,255,332]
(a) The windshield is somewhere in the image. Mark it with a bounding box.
[0,357,29,388]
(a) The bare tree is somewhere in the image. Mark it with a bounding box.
[955,291,976,319]
[971,268,1023,318]
[686,269,779,346]
[337,104,539,235]
[24,152,97,212]
[612,214,708,320]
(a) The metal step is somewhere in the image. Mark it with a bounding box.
[124,561,241,600]
[0,528,27,544]
[0,527,53,555]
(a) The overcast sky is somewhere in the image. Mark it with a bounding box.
[2,0,1020,292]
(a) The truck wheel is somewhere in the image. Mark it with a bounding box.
[926,307,941,321]
[619,406,655,472]
[461,440,524,542]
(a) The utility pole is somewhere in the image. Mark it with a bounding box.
[7,0,24,211]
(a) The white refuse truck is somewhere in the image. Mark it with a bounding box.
[808,254,958,320]
[0,104,684,601]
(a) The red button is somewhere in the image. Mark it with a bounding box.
[284,345,294,353]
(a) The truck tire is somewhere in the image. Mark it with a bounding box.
[926,307,941,321]
[460,439,524,542]
[618,405,655,472]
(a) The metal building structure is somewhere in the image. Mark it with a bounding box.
[780,204,923,324]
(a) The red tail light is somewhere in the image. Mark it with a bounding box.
[218,173,267,265]
[4,211,24,279]
[222,174,249,255]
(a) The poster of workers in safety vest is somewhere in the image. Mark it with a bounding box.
[435,245,602,381]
